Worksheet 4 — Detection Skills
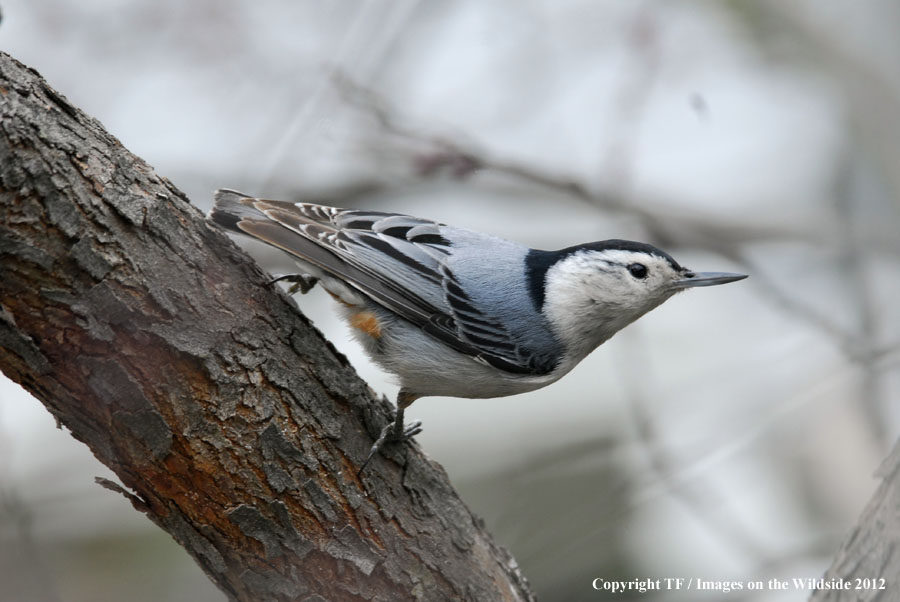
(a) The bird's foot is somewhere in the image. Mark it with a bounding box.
[268,273,318,295]
[358,416,423,476]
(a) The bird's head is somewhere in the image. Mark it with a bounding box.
[529,240,746,361]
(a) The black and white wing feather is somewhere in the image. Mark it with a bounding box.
[209,190,552,375]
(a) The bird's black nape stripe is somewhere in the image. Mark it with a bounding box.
[524,249,561,313]
[525,239,683,312]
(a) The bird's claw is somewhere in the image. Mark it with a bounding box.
[401,420,423,439]
[358,418,423,476]
[268,273,318,295]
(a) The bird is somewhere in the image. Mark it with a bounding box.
[208,189,747,469]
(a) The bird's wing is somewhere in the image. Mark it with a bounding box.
[210,190,551,375]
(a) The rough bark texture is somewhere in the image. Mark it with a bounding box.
[809,440,900,602]
[0,52,534,602]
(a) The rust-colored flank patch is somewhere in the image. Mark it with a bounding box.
[350,311,382,339]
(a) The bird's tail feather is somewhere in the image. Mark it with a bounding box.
[208,189,263,232]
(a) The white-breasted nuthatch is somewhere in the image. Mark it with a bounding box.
[208,190,746,468]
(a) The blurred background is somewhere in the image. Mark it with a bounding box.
[1,1,899,600]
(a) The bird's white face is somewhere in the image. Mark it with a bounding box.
[542,249,689,361]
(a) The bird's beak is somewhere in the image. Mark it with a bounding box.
[674,271,747,289]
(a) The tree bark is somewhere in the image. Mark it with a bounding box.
[0,52,534,602]
[808,439,900,602]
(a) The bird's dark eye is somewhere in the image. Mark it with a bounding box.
[628,263,648,279]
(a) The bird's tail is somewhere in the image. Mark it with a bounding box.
[208,189,264,233]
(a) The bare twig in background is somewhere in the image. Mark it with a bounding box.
[833,152,889,446]
[616,335,772,566]
[261,0,423,188]
[334,73,831,253]
[600,9,663,192]
[754,0,900,206]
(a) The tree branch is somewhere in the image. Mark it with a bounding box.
[0,52,534,602]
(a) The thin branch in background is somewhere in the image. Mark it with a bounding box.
[727,251,898,366]
[616,335,773,567]
[619,362,857,598]
[260,0,423,189]
[754,0,900,206]
[720,147,898,449]
[601,8,663,193]
[332,70,612,206]
[547,361,851,582]
[333,72,817,253]
[729,253,852,345]
[834,150,889,446]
